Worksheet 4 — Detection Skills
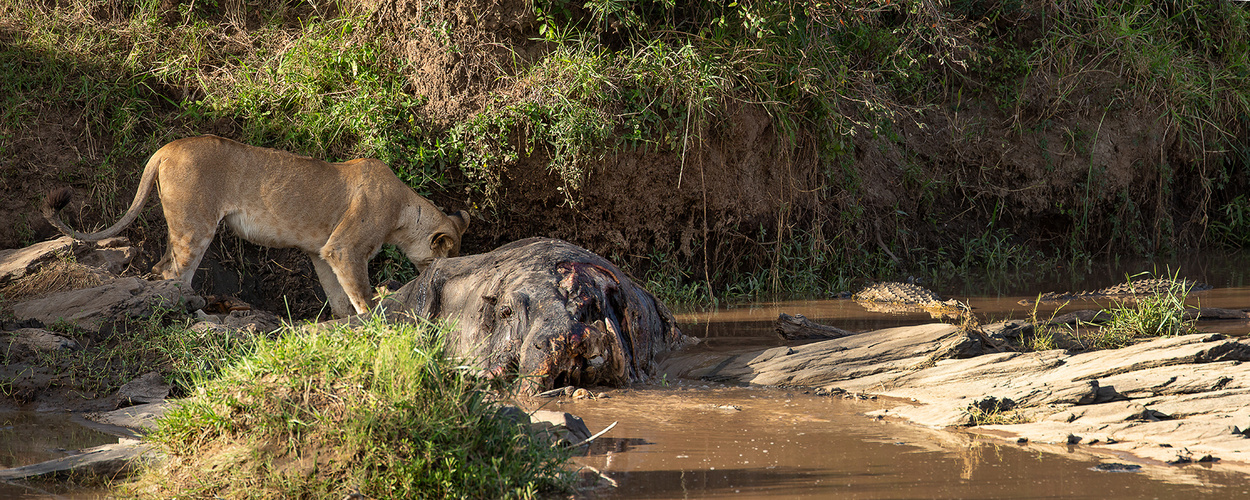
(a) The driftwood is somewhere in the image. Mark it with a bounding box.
[775,313,856,341]
[371,238,694,392]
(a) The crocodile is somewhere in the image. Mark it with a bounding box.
[851,282,970,319]
[1018,277,1211,306]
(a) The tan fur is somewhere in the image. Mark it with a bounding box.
[43,135,470,318]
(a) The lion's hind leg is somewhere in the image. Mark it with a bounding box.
[151,246,175,280]
[161,216,217,287]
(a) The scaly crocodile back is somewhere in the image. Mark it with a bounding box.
[1021,277,1211,305]
[852,282,969,320]
[1088,278,1210,297]
[853,282,944,304]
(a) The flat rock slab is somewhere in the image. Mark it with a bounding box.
[82,402,172,439]
[12,277,202,331]
[2,328,79,356]
[0,236,76,285]
[686,324,1250,471]
[117,372,171,406]
[692,323,977,388]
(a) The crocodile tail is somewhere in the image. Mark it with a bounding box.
[43,152,162,242]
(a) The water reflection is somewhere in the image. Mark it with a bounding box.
[918,249,1250,298]
[674,285,1250,344]
[569,386,1250,499]
[0,412,116,499]
[0,413,117,469]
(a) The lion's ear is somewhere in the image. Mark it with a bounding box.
[448,210,470,235]
[431,232,455,254]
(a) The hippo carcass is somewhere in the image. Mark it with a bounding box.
[376,237,694,391]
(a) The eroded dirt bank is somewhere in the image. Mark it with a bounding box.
[2,1,1249,314]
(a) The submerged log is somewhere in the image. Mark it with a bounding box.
[775,313,856,341]
[375,238,694,392]
[0,441,157,481]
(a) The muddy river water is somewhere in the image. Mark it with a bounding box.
[565,254,1250,498]
[5,253,1250,498]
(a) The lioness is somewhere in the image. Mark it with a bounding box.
[43,135,469,318]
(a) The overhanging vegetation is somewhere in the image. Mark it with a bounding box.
[2,0,1247,305]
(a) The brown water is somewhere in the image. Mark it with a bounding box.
[566,386,1250,499]
[0,412,118,499]
[567,256,1250,499]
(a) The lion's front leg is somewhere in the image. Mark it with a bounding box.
[308,253,356,318]
[318,246,374,317]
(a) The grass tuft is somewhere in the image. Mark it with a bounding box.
[125,316,575,499]
[964,396,1029,426]
[1079,271,1198,350]
[1020,298,1067,352]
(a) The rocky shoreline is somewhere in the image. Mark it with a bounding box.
[8,320,1250,485]
[673,321,1250,475]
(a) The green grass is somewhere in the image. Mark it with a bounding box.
[126,316,575,499]
[1209,195,1250,248]
[1077,271,1198,350]
[1022,300,1065,352]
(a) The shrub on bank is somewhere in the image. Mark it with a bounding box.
[123,317,575,499]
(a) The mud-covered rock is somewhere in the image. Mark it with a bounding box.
[0,236,76,285]
[85,402,172,438]
[688,323,974,387]
[371,237,694,392]
[193,306,285,336]
[0,440,157,482]
[76,238,139,275]
[775,313,855,341]
[498,406,596,446]
[2,328,79,356]
[11,277,203,331]
[117,372,170,406]
[0,236,137,286]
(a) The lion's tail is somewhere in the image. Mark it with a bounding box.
[43,152,162,242]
